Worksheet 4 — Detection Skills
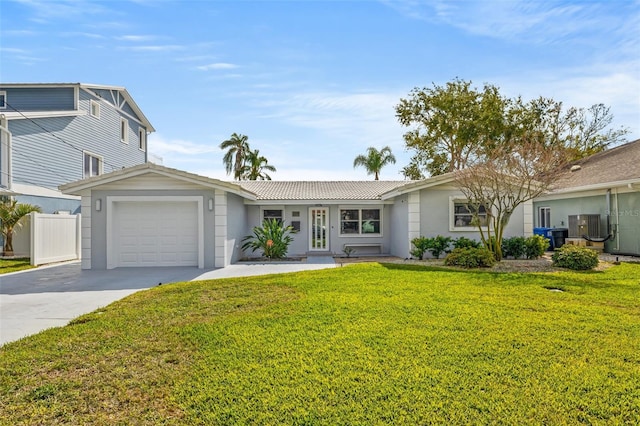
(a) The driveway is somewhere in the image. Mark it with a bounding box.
[0,257,336,346]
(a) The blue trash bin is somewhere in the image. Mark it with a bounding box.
[533,227,554,250]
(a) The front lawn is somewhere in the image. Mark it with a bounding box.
[0,257,35,274]
[1,263,639,424]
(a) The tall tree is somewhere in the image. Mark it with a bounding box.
[395,78,505,178]
[220,133,250,180]
[353,146,397,180]
[0,197,41,256]
[241,149,276,181]
[396,79,628,178]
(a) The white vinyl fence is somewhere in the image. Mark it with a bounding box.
[12,212,81,266]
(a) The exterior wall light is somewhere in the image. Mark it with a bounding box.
[95,198,102,211]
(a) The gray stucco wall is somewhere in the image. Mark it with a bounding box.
[226,193,248,263]
[418,188,527,249]
[389,194,410,258]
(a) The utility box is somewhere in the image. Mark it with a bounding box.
[568,214,601,238]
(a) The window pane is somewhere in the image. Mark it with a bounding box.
[91,156,99,176]
[362,209,380,220]
[84,154,90,177]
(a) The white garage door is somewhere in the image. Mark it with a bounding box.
[113,201,199,267]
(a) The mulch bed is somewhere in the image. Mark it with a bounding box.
[335,254,619,273]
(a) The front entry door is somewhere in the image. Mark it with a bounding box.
[309,208,328,251]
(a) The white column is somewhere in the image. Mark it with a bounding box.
[408,191,421,255]
[214,190,228,267]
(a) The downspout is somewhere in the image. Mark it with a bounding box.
[614,188,620,252]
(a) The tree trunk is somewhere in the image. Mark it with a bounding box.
[3,232,13,256]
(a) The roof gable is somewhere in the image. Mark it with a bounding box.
[59,163,256,199]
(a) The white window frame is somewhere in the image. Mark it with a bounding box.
[138,127,146,151]
[0,91,6,109]
[83,151,103,178]
[339,206,382,236]
[90,100,100,118]
[449,197,489,232]
[120,117,129,144]
[538,207,551,228]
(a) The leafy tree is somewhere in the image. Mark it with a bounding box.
[241,149,277,181]
[220,133,250,180]
[396,79,628,178]
[395,78,505,178]
[0,197,42,256]
[242,219,295,259]
[353,146,396,180]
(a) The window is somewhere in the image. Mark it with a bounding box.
[0,91,6,109]
[453,202,488,228]
[538,207,551,228]
[263,209,283,224]
[120,118,129,143]
[90,100,100,118]
[138,127,146,151]
[340,208,381,235]
[83,152,102,178]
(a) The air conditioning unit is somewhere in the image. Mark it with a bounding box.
[568,214,601,238]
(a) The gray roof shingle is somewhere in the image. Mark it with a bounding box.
[237,181,411,200]
[551,139,640,190]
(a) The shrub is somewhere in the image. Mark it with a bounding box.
[502,237,526,259]
[452,236,481,249]
[444,247,496,268]
[410,237,430,260]
[410,235,452,259]
[525,235,549,259]
[426,235,452,259]
[551,245,599,270]
[242,219,296,259]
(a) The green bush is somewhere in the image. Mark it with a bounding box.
[525,235,549,259]
[410,236,430,260]
[444,247,496,268]
[242,219,296,259]
[411,235,453,259]
[502,237,526,259]
[551,245,599,270]
[452,236,481,249]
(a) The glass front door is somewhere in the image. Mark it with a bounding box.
[309,208,328,251]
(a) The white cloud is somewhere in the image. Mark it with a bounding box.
[147,134,219,157]
[116,35,159,42]
[197,63,239,71]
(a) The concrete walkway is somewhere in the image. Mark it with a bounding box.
[0,257,336,346]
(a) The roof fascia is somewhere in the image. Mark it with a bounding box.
[547,178,640,196]
[381,174,457,200]
[2,110,85,120]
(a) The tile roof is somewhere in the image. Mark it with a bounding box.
[551,139,640,190]
[237,181,411,200]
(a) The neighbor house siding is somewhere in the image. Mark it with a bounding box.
[390,194,410,259]
[2,87,75,111]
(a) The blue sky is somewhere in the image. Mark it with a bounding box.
[1,0,638,180]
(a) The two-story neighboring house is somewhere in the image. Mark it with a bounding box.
[0,83,154,213]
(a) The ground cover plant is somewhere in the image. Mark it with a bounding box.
[0,257,35,274]
[1,263,639,424]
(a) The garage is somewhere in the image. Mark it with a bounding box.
[106,196,204,269]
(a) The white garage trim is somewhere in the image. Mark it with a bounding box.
[106,196,204,269]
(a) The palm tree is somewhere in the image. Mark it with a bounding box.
[241,149,277,180]
[220,133,250,180]
[0,197,42,256]
[353,146,397,180]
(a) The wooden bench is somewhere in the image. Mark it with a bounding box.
[343,243,383,254]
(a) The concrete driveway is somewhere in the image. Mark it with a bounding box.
[0,257,336,346]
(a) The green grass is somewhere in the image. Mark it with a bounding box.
[0,257,35,274]
[1,263,639,424]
